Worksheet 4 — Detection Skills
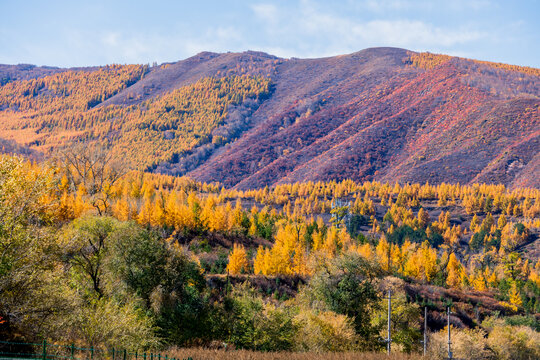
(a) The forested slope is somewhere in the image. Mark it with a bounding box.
[0,48,538,188]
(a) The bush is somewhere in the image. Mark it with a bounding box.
[297,253,382,350]
[293,309,358,352]
[225,283,297,351]
[428,326,493,360]
[62,216,211,346]
[371,285,421,353]
[68,297,158,350]
[487,324,540,360]
[386,225,426,246]
[503,315,540,332]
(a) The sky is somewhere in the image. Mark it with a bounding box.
[1,0,539,68]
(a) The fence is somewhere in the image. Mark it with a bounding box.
[0,341,191,360]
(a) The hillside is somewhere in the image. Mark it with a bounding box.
[2,152,539,355]
[0,47,538,188]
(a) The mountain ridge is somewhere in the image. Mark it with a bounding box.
[0,47,538,189]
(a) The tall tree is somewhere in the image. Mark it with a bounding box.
[58,144,125,216]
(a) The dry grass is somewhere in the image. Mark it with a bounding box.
[167,348,427,360]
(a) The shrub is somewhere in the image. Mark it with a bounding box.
[503,315,540,331]
[297,253,382,350]
[487,324,540,360]
[68,297,158,350]
[371,287,421,353]
[225,283,297,351]
[428,326,493,360]
[293,309,358,352]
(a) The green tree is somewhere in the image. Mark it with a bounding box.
[106,222,167,304]
[62,216,120,299]
[0,155,66,338]
[149,246,210,345]
[298,253,382,349]
[223,283,297,351]
[372,287,422,353]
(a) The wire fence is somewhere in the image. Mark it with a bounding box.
[0,341,191,360]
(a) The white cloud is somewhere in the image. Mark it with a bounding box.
[356,0,493,12]
[247,0,490,59]
[251,3,279,24]
[0,0,510,67]
[354,20,486,48]
[102,32,121,47]
[361,0,418,12]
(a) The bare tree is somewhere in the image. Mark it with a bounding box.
[57,143,126,215]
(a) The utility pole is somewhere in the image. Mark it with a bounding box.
[387,290,392,354]
[447,307,452,359]
[226,269,230,297]
[423,306,427,356]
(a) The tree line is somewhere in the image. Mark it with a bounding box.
[0,152,538,358]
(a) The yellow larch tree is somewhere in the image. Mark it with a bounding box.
[322,227,339,257]
[418,207,430,228]
[391,243,404,274]
[471,271,487,291]
[311,230,324,252]
[255,222,308,275]
[446,252,464,288]
[508,282,522,307]
[227,243,249,274]
[231,200,245,232]
[376,236,392,272]
[497,214,507,230]
[470,214,480,232]
[253,246,272,275]
[137,197,153,225]
[353,243,374,261]
[420,241,438,282]
[150,195,166,227]
[113,196,131,222]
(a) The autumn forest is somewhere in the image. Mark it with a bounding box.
[0,48,539,360]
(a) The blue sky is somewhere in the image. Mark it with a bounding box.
[1,0,538,68]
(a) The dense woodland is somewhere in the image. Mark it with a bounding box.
[0,69,270,169]
[1,151,539,359]
[1,49,538,190]
[407,51,540,76]
[0,49,539,358]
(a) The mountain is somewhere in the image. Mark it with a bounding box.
[0,47,538,189]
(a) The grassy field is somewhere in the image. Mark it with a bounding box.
[167,348,426,360]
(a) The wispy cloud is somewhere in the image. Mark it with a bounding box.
[357,0,493,12]
[0,0,535,67]
[249,1,489,58]
[251,3,279,24]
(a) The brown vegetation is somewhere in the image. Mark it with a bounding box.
[167,348,425,360]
